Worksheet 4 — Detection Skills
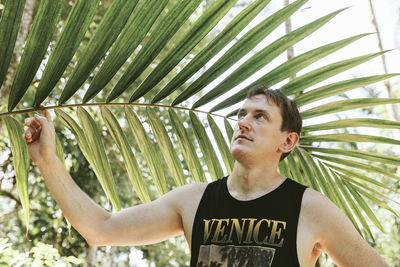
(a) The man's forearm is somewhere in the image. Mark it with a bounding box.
[37,155,110,243]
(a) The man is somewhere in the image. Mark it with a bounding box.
[24,85,388,266]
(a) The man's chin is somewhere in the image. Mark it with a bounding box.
[230,147,252,162]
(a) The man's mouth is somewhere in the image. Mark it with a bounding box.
[235,135,253,141]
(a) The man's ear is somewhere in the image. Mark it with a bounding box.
[279,132,299,153]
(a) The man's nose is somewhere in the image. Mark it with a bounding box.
[238,115,252,131]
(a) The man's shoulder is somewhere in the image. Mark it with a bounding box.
[300,188,346,231]
[164,182,208,207]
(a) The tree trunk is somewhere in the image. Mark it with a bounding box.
[367,0,400,128]
[86,245,98,266]
[283,0,296,81]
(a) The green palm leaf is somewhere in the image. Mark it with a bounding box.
[34,0,102,107]
[55,109,121,211]
[107,0,204,102]
[192,7,346,108]
[189,112,224,180]
[151,0,272,104]
[7,0,63,111]
[207,115,234,173]
[0,0,26,87]
[301,98,400,119]
[169,109,206,183]
[300,133,400,146]
[125,107,168,195]
[130,0,239,102]
[303,118,400,132]
[210,33,373,112]
[294,74,400,107]
[146,107,186,187]
[82,0,168,103]
[3,116,30,235]
[173,0,309,106]
[101,106,151,203]
[58,0,139,105]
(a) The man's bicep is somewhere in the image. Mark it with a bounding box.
[314,192,388,266]
[94,191,184,246]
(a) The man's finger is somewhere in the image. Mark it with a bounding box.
[34,114,51,134]
[39,106,52,122]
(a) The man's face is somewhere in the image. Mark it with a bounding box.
[230,94,288,164]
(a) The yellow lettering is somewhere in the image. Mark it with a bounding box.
[203,219,215,242]
[211,219,230,243]
[253,219,271,245]
[243,218,257,244]
[267,220,286,247]
[227,218,248,243]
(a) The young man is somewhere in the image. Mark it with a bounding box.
[24,85,388,266]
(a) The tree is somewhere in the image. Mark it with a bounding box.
[1,0,399,264]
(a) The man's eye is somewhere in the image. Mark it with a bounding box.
[255,114,265,120]
[238,113,245,119]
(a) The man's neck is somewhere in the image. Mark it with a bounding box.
[227,161,286,201]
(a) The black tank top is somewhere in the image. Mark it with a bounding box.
[190,176,307,267]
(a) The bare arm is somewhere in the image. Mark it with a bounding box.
[23,110,186,246]
[303,189,389,267]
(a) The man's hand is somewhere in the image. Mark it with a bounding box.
[23,107,56,166]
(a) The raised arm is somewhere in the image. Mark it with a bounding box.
[302,189,389,267]
[23,110,190,246]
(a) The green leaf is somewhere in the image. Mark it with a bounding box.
[346,179,399,216]
[302,118,400,132]
[286,153,307,185]
[301,145,400,166]
[323,163,392,191]
[151,0,272,103]
[345,180,385,233]
[4,116,30,235]
[172,0,307,106]
[59,0,139,105]
[210,33,371,112]
[125,106,168,195]
[189,112,224,180]
[8,0,63,111]
[224,118,234,143]
[83,0,168,103]
[281,51,388,95]
[0,0,26,87]
[56,109,121,211]
[293,148,320,191]
[108,0,203,102]
[76,108,121,210]
[331,171,372,238]
[318,162,362,234]
[300,133,400,146]
[34,0,102,107]
[310,153,400,182]
[294,74,400,107]
[131,0,239,101]
[193,6,344,109]
[278,159,290,178]
[207,115,234,173]
[100,106,151,203]
[168,109,206,183]
[302,152,333,197]
[301,98,400,119]
[146,107,186,187]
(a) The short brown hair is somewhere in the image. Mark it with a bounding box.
[246,85,302,161]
